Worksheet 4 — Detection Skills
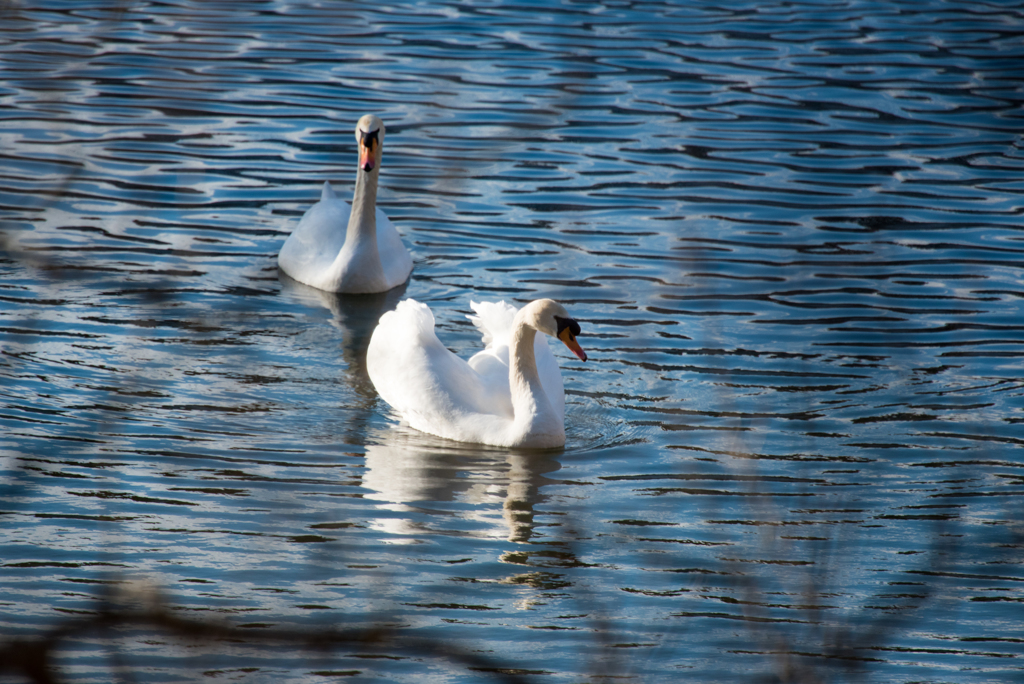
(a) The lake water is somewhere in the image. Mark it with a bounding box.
[2,1,1024,682]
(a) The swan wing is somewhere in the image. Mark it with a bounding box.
[466,301,517,415]
[375,208,414,288]
[278,182,352,289]
[467,300,517,348]
[368,300,510,442]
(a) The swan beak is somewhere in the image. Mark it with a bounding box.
[358,127,381,172]
[359,139,377,172]
[558,327,588,362]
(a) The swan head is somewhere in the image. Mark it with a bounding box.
[522,299,588,362]
[355,114,386,173]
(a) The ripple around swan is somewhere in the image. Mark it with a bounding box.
[4,0,1024,681]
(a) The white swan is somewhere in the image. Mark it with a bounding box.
[366,298,588,449]
[278,114,413,293]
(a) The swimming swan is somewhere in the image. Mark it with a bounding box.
[278,114,412,293]
[366,299,588,449]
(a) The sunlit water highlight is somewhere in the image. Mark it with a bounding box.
[2,1,1024,682]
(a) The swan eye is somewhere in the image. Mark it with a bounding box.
[554,315,581,339]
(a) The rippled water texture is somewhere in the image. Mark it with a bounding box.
[3,1,1024,682]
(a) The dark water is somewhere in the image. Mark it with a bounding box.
[2,1,1024,681]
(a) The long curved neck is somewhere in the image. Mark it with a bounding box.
[509,314,559,441]
[346,167,379,248]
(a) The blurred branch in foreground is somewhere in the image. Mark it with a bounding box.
[0,581,544,684]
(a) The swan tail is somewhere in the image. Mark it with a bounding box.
[321,180,336,202]
[467,300,517,348]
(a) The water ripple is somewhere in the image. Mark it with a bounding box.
[3,1,1024,682]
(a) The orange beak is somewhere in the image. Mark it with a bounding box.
[558,327,587,362]
[359,139,376,172]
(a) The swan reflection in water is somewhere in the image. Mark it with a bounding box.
[361,425,562,543]
[277,272,407,398]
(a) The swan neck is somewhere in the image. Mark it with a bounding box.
[509,317,547,427]
[346,168,379,244]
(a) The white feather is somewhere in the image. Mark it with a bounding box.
[366,299,583,448]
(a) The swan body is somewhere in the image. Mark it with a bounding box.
[278,115,412,293]
[366,298,587,449]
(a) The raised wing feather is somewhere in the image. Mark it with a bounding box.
[367,300,505,439]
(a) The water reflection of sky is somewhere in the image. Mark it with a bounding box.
[3,0,1024,682]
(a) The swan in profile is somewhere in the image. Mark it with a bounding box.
[278,114,412,293]
[366,298,588,449]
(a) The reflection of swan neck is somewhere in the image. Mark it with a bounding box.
[509,314,557,439]
[504,452,538,542]
[347,168,379,248]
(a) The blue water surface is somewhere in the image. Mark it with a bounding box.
[2,1,1024,682]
